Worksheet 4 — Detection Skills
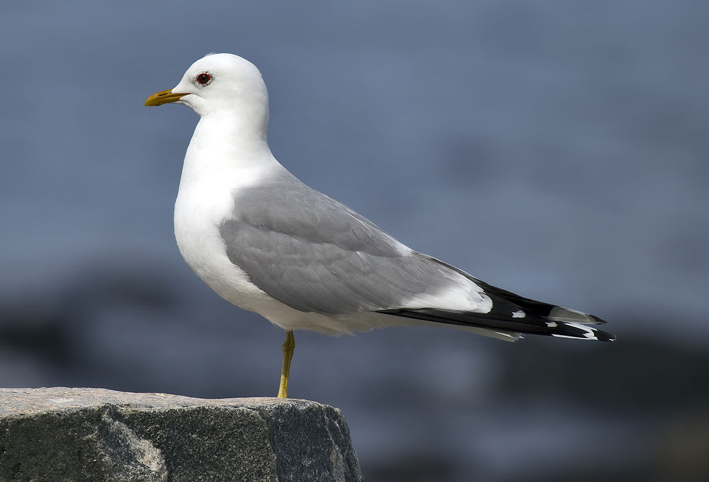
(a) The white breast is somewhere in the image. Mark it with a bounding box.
[173,117,280,313]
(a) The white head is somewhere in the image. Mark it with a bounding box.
[145,53,270,134]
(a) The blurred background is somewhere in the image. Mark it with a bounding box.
[1,1,708,481]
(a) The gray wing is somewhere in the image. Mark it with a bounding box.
[218,172,617,343]
[219,173,459,315]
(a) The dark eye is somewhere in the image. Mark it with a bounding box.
[196,73,212,85]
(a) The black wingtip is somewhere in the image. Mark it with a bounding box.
[549,322,616,342]
[590,314,609,325]
[379,308,617,342]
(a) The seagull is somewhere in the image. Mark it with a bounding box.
[145,53,615,398]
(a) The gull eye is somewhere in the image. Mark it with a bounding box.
[196,73,212,85]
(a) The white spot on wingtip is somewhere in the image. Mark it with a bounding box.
[552,333,597,340]
[552,321,599,340]
[546,321,558,328]
[512,310,526,319]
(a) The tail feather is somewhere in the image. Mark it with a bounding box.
[378,307,616,342]
[392,254,616,342]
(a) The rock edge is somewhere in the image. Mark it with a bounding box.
[0,387,363,482]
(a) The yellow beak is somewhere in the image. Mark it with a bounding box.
[144,89,188,107]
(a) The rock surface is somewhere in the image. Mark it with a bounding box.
[0,387,363,482]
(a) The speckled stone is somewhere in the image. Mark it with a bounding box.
[0,387,363,482]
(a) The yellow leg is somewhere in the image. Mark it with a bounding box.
[277,330,295,398]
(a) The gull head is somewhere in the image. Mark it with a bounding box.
[145,53,268,118]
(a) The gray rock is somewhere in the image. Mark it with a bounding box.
[0,387,363,482]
